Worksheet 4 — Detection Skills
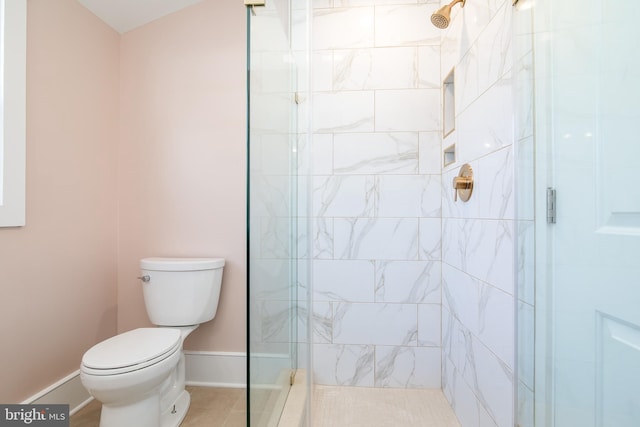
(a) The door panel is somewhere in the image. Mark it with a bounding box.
[540,0,640,426]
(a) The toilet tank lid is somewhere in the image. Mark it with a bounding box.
[141,257,225,271]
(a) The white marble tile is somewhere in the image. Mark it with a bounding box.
[419,131,441,174]
[313,91,375,133]
[313,7,375,50]
[443,352,497,427]
[476,0,513,94]
[514,52,533,142]
[333,132,419,175]
[517,301,534,390]
[454,45,480,115]
[259,299,294,344]
[313,302,333,344]
[455,0,503,54]
[370,47,420,89]
[313,260,375,302]
[313,175,376,217]
[332,49,373,91]
[477,146,514,220]
[377,175,441,218]
[374,4,441,47]
[466,337,514,427]
[333,47,419,90]
[419,218,442,260]
[457,77,514,162]
[375,89,440,132]
[465,219,514,295]
[297,133,312,177]
[516,220,534,305]
[375,260,441,304]
[313,217,334,259]
[374,346,441,388]
[478,282,514,369]
[442,264,479,336]
[297,217,311,260]
[250,258,291,301]
[418,46,441,89]
[441,219,464,271]
[313,51,334,92]
[443,218,514,295]
[312,133,334,175]
[418,303,441,347]
[515,136,534,220]
[333,302,418,346]
[313,343,375,386]
[260,217,292,258]
[334,218,419,260]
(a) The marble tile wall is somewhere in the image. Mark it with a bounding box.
[306,1,519,425]
[439,1,516,427]
[309,0,445,389]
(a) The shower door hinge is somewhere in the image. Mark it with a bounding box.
[547,187,557,224]
[289,370,296,386]
[294,92,300,105]
[245,0,266,6]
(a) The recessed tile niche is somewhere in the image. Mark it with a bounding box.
[443,68,455,138]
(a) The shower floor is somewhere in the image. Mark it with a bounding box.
[71,385,460,426]
[312,385,460,427]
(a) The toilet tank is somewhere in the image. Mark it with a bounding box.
[140,257,225,327]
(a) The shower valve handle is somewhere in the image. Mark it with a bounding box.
[453,164,474,202]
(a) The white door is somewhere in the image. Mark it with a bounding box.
[544,0,640,425]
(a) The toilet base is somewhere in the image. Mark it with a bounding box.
[98,389,190,427]
[161,389,190,427]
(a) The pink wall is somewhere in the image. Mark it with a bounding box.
[117,1,247,351]
[0,0,246,402]
[0,0,119,402]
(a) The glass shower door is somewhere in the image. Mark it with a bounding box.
[523,0,640,425]
[247,1,305,426]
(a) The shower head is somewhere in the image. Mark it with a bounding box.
[430,0,466,29]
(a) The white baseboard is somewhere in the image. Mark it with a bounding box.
[21,351,247,416]
[21,370,92,416]
[184,351,246,388]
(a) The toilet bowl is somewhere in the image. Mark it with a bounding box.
[80,258,224,427]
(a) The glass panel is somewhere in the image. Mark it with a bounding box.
[247,1,310,425]
[517,0,640,426]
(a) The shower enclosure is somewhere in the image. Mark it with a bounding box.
[516,0,640,426]
[246,1,310,426]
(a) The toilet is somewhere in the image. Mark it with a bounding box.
[80,257,225,427]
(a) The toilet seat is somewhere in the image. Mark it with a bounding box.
[82,328,181,376]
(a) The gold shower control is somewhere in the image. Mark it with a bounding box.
[453,163,473,202]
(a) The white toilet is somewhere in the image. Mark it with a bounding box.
[80,257,225,427]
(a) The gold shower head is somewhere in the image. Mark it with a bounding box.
[430,0,466,29]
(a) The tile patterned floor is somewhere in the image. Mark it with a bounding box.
[311,385,461,427]
[71,385,460,427]
[70,386,246,427]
